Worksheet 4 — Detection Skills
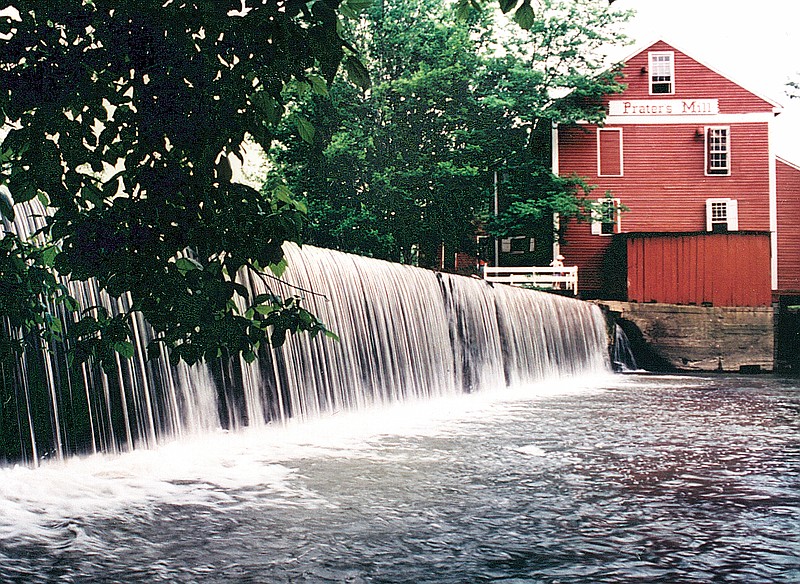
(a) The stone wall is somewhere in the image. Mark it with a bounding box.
[594,301,774,373]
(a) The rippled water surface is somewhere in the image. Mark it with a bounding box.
[1,373,798,583]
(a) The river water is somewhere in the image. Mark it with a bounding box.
[1,372,798,583]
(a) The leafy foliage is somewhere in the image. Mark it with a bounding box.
[0,226,76,362]
[0,0,375,366]
[270,0,631,267]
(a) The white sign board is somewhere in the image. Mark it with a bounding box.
[608,99,719,116]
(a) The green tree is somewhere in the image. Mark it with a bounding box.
[0,0,375,367]
[270,0,492,266]
[271,0,630,268]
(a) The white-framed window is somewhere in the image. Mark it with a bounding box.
[705,126,730,175]
[597,128,623,177]
[649,51,674,94]
[705,198,739,232]
[476,234,491,260]
[501,236,535,254]
[591,198,621,236]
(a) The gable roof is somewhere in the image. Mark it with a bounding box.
[778,156,800,172]
[614,38,783,115]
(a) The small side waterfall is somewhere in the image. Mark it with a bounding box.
[2,210,610,464]
[611,323,639,372]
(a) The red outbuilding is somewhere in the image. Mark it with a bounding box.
[554,39,800,308]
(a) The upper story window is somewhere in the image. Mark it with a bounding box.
[649,51,674,94]
[597,128,623,177]
[591,198,621,236]
[706,126,730,175]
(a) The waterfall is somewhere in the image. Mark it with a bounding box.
[1,205,610,465]
[611,323,639,372]
[1,200,221,465]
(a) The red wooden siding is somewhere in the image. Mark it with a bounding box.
[558,122,772,233]
[559,219,612,293]
[777,158,800,293]
[598,128,622,176]
[627,233,772,307]
[610,40,776,115]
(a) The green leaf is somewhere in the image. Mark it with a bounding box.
[60,295,79,312]
[325,330,340,342]
[8,172,36,204]
[41,246,58,268]
[254,292,280,305]
[175,257,204,274]
[268,257,288,278]
[270,325,287,348]
[254,304,278,315]
[345,0,374,12]
[307,74,329,97]
[216,155,233,182]
[37,190,50,207]
[251,92,283,125]
[514,2,535,29]
[455,0,472,20]
[339,4,358,19]
[296,116,316,144]
[146,342,162,361]
[499,0,517,14]
[344,56,371,90]
[82,183,105,207]
[272,184,295,202]
[48,316,63,335]
[0,186,14,221]
[113,340,135,359]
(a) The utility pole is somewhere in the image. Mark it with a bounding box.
[493,167,499,267]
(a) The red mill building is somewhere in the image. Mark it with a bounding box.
[553,40,800,372]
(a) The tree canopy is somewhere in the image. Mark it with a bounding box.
[269,0,630,268]
[0,0,377,366]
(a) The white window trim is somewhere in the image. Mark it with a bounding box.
[705,126,731,176]
[591,198,622,236]
[648,51,675,95]
[501,235,535,254]
[705,198,739,232]
[597,128,624,177]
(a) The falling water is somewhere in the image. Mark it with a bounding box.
[1,200,220,465]
[611,323,639,372]
[1,203,610,464]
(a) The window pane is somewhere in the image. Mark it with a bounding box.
[601,200,616,234]
[707,128,729,174]
[650,53,673,94]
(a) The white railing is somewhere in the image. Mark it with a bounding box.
[483,266,579,296]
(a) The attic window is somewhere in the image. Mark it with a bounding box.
[649,51,674,94]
